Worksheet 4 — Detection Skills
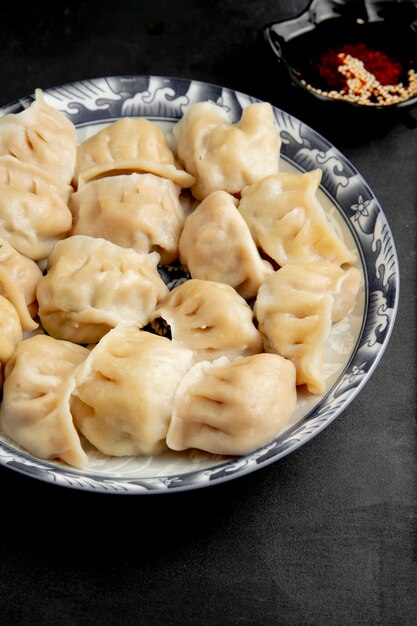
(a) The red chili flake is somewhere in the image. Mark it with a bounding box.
[317,43,403,88]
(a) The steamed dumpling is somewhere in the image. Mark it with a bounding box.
[179,190,274,299]
[173,102,281,200]
[0,334,89,468]
[0,155,72,260]
[0,295,23,388]
[70,172,187,264]
[238,170,355,267]
[255,261,361,323]
[0,239,43,331]
[254,262,361,394]
[0,89,77,185]
[74,117,195,188]
[271,262,361,323]
[71,325,194,457]
[0,155,72,203]
[167,353,297,455]
[151,279,263,362]
[37,235,169,344]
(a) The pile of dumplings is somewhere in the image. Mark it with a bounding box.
[0,89,361,469]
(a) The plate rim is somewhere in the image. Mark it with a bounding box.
[0,74,400,494]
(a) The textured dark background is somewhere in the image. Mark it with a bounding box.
[0,1,416,624]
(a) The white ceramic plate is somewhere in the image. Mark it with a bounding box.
[0,76,399,493]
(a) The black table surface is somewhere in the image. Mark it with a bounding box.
[0,1,416,624]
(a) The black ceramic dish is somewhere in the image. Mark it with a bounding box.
[264,0,417,111]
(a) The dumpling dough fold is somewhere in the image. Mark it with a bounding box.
[167,353,297,455]
[0,156,72,260]
[71,326,194,457]
[0,335,89,468]
[70,173,187,265]
[0,155,72,203]
[0,295,23,388]
[173,102,281,200]
[239,169,355,267]
[0,239,43,331]
[179,190,274,299]
[74,117,195,188]
[254,262,361,394]
[151,279,263,363]
[37,235,169,344]
[0,89,77,185]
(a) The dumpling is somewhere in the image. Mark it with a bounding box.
[281,262,361,323]
[173,102,281,200]
[0,156,72,260]
[0,89,77,185]
[254,262,361,394]
[0,295,23,388]
[238,169,355,266]
[0,239,43,331]
[37,235,169,344]
[0,334,89,468]
[257,262,361,323]
[70,172,187,264]
[74,117,195,188]
[0,155,72,203]
[167,353,297,455]
[71,325,194,457]
[151,279,263,362]
[179,190,274,299]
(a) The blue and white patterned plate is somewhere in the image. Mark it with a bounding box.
[0,76,399,494]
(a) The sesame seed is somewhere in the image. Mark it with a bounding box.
[304,53,417,106]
